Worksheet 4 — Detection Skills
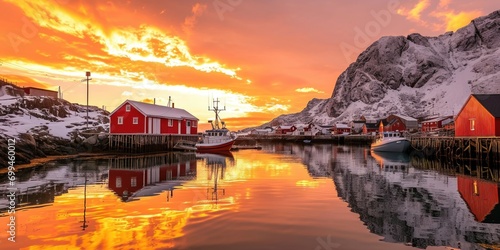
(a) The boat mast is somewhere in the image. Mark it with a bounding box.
[209,98,226,129]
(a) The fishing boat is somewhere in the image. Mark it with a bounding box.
[196,98,236,152]
[371,131,411,153]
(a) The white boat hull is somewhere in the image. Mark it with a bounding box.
[371,139,411,153]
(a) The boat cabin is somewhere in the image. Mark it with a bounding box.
[378,131,404,140]
[206,129,229,137]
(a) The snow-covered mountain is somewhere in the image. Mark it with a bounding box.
[265,10,500,126]
[0,82,110,165]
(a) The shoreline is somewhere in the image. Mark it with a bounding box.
[2,151,199,175]
[1,152,118,174]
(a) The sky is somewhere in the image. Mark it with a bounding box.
[0,0,498,131]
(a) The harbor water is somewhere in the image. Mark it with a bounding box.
[0,143,499,249]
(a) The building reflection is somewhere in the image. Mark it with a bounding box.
[457,175,500,224]
[108,153,197,202]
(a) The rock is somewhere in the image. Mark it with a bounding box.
[83,135,98,146]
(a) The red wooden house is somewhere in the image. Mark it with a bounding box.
[455,94,500,137]
[385,114,418,132]
[457,175,500,223]
[109,100,199,134]
[275,125,296,134]
[421,116,454,132]
[333,123,351,135]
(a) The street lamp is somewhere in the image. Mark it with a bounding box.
[81,71,92,128]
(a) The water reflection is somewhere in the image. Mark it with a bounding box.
[196,152,235,201]
[0,159,108,213]
[327,145,500,249]
[1,144,499,249]
[457,176,500,224]
[108,153,197,202]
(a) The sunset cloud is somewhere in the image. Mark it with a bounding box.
[397,0,483,32]
[183,3,208,35]
[295,87,324,94]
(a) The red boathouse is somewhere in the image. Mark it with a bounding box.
[455,94,500,137]
[109,100,199,134]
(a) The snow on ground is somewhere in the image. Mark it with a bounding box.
[0,88,108,140]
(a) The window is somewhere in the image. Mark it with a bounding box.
[187,121,191,126]
[133,117,138,124]
[131,177,137,187]
[118,116,123,125]
[116,177,122,188]
[473,180,479,195]
[470,119,475,131]
[168,119,173,127]
[192,121,197,127]
[125,104,131,112]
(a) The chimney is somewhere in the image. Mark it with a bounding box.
[172,103,175,108]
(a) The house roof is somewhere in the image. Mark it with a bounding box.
[423,116,453,123]
[111,100,198,120]
[391,114,417,121]
[473,94,500,118]
[278,125,295,130]
[335,123,350,129]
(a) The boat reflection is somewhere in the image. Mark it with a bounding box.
[196,151,235,201]
[370,151,410,172]
[107,153,197,202]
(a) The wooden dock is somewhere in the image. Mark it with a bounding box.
[108,134,199,153]
[410,136,500,164]
[236,134,375,145]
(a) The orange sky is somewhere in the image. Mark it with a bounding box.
[0,0,498,131]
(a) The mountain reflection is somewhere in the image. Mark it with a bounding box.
[325,146,499,249]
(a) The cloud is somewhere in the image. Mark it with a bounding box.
[141,98,155,104]
[295,87,324,93]
[0,74,49,88]
[397,0,483,32]
[183,3,207,34]
[407,0,431,22]
[121,91,133,96]
[432,10,482,31]
[2,0,240,79]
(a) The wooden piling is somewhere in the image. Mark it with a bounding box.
[108,133,199,153]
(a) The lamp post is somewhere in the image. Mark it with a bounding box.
[81,72,92,128]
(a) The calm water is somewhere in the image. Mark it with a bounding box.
[1,143,499,250]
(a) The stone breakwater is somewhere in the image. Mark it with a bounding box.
[0,132,109,169]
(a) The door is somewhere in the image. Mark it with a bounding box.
[178,120,181,134]
[149,118,160,134]
[186,120,191,134]
[153,118,161,134]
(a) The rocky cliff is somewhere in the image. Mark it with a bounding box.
[0,83,110,166]
[265,10,500,127]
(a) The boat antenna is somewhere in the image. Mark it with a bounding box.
[209,97,226,129]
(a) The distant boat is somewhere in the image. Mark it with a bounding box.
[371,131,410,153]
[196,98,236,152]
